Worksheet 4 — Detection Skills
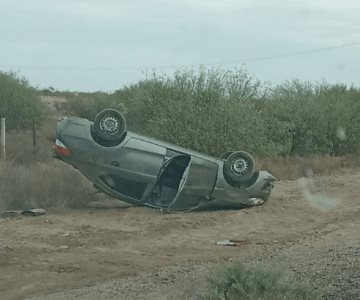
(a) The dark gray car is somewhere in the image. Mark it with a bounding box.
[53,109,275,211]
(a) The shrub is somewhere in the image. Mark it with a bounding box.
[201,263,321,300]
[65,92,124,121]
[0,71,47,129]
[113,68,275,156]
[264,80,360,156]
[62,68,360,157]
[0,161,97,210]
[0,121,97,211]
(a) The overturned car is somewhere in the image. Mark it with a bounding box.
[53,109,275,211]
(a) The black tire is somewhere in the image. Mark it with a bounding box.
[223,151,255,185]
[93,109,127,143]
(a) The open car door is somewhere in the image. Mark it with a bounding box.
[146,154,218,211]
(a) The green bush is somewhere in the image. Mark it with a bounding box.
[66,92,124,121]
[264,80,360,156]
[63,68,360,157]
[201,263,321,300]
[113,68,276,156]
[0,71,47,129]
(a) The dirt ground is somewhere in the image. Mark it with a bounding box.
[1,168,360,299]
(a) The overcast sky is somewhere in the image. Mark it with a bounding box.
[0,0,359,91]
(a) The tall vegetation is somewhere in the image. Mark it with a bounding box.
[64,68,360,157]
[0,71,47,129]
[113,68,272,156]
[65,91,124,121]
[265,81,360,156]
[0,161,96,210]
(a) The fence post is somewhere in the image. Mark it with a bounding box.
[32,118,37,153]
[1,117,5,162]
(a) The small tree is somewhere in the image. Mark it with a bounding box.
[0,71,47,130]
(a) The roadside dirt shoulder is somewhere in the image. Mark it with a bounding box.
[1,169,359,299]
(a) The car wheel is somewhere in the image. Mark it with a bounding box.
[223,151,255,185]
[93,109,127,145]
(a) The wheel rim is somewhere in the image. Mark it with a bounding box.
[230,157,249,176]
[99,116,119,135]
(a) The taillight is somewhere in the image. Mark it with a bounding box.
[53,139,71,157]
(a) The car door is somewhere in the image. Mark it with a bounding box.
[165,156,219,210]
[99,137,167,203]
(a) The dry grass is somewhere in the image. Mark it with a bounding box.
[0,161,97,211]
[0,122,100,211]
[3,116,57,165]
[2,154,355,211]
[257,155,360,180]
[1,106,359,212]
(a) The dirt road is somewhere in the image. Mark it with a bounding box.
[1,169,360,299]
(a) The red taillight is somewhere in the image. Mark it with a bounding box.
[53,139,71,157]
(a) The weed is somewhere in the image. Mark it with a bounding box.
[0,161,97,210]
[200,263,321,300]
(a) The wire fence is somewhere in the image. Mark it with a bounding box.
[0,117,38,162]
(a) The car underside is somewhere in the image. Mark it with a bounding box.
[53,109,276,211]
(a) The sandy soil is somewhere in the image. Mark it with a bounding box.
[1,169,360,299]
